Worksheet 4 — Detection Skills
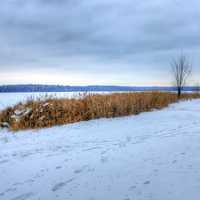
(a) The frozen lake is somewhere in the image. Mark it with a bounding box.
[0,92,113,111]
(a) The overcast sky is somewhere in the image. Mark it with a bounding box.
[0,0,199,85]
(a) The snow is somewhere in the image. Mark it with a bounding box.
[1,99,200,200]
[0,92,79,111]
[0,92,112,111]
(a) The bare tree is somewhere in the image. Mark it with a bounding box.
[171,54,192,98]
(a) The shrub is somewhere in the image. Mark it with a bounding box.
[0,92,199,131]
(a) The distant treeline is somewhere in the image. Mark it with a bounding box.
[0,84,199,93]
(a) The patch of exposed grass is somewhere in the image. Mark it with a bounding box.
[1,92,200,131]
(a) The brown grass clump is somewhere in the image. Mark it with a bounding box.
[1,92,200,131]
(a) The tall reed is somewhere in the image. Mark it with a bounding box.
[0,92,199,131]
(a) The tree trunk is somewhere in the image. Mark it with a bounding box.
[177,87,181,98]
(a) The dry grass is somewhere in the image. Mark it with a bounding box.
[1,92,200,131]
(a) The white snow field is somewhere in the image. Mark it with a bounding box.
[1,99,200,200]
[0,92,81,111]
[0,92,112,111]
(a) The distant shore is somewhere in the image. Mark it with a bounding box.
[0,84,199,93]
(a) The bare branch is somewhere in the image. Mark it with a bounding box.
[171,54,192,97]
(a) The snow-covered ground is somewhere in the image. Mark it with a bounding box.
[0,92,62,110]
[0,92,113,111]
[1,99,200,200]
[0,92,83,111]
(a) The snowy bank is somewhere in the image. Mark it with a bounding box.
[0,100,200,200]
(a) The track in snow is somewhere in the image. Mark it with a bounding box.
[1,100,200,200]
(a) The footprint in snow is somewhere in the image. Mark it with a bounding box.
[143,180,151,185]
[172,160,177,164]
[101,150,107,155]
[129,185,137,190]
[11,192,34,200]
[25,179,35,183]
[126,136,132,143]
[100,156,108,163]
[52,178,74,192]
[0,159,9,164]
[5,187,17,193]
[74,168,83,174]
[13,182,23,186]
[0,192,4,196]
[74,165,88,174]
[118,142,126,148]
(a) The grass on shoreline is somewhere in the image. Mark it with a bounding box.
[1,92,200,131]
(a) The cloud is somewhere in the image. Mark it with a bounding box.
[0,0,200,84]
